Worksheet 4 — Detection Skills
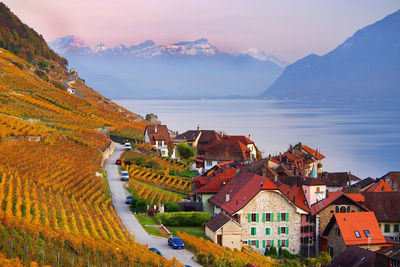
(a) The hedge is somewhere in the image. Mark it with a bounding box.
[155,212,210,226]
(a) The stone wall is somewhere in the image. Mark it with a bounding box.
[326,223,346,257]
[237,190,304,255]
[318,204,364,233]
[101,142,114,167]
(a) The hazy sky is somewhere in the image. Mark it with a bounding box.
[4,0,400,61]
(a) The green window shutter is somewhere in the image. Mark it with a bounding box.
[278,240,281,247]
[266,228,270,235]
[278,213,281,222]
[287,227,289,235]
[278,227,281,235]
[248,213,251,222]
[286,212,289,222]
[251,227,256,235]
[271,213,274,222]
[263,240,266,248]
[256,240,259,248]
[286,239,289,248]
[262,213,266,223]
[335,206,339,213]
[256,213,259,222]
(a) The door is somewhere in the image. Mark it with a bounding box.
[217,234,222,246]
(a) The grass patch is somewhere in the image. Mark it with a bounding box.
[135,214,165,237]
[167,226,208,239]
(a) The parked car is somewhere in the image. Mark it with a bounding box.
[148,247,162,256]
[168,237,184,249]
[124,143,132,150]
[120,171,129,181]
[115,159,122,165]
[125,195,132,204]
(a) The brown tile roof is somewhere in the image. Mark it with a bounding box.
[223,135,254,145]
[279,184,310,212]
[204,139,251,162]
[360,192,400,222]
[173,130,200,142]
[376,244,400,261]
[208,172,267,215]
[350,177,376,190]
[323,212,386,246]
[381,171,400,180]
[239,159,278,180]
[303,177,325,186]
[328,246,376,267]
[145,125,169,145]
[198,130,221,145]
[205,212,239,232]
[321,172,361,187]
[366,180,393,192]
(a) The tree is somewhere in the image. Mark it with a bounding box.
[269,246,277,257]
[264,246,270,256]
[177,143,194,160]
[129,194,140,212]
[167,141,174,157]
[135,199,148,213]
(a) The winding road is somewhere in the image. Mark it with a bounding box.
[105,142,201,267]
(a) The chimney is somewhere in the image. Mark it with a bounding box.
[154,126,157,133]
[248,134,251,140]
[197,125,200,131]
[226,193,230,202]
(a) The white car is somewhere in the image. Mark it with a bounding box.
[124,143,132,150]
[121,171,129,181]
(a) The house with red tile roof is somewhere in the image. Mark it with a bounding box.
[201,139,251,172]
[365,179,393,192]
[321,212,387,257]
[207,172,308,254]
[302,177,327,206]
[321,172,361,192]
[223,135,257,161]
[205,212,242,250]
[359,192,400,242]
[144,125,170,157]
[380,171,400,192]
[191,167,238,215]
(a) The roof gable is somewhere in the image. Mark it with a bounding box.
[145,125,169,144]
[197,167,237,194]
[205,212,241,232]
[361,192,400,222]
[366,179,393,192]
[279,184,310,212]
[261,179,279,190]
[310,191,368,215]
[204,139,250,162]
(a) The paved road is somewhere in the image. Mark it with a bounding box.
[105,142,201,267]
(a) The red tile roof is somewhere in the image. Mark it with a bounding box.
[145,125,169,145]
[324,212,386,246]
[173,130,201,142]
[261,179,279,190]
[204,139,250,162]
[197,167,237,194]
[208,172,266,215]
[279,184,310,212]
[303,177,325,186]
[366,179,393,192]
[301,145,325,160]
[310,191,368,215]
[345,193,365,202]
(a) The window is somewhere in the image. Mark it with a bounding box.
[364,230,371,238]
[264,212,273,222]
[263,239,273,248]
[339,206,347,213]
[249,240,258,248]
[251,227,257,235]
[278,226,288,235]
[248,213,258,222]
[279,212,289,222]
[242,240,248,245]
[265,227,271,235]
[279,239,288,248]
[335,227,341,237]
[384,224,391,233]
[354,231,361,238]
[316,187,320,192]
[394,224,399,233]
[206,161,212,166]
[301,237,310,244]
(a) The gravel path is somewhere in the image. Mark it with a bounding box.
[105,142,201,266]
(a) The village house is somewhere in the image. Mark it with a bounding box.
[205,212,242,250]
[207,172,308,255]
[201,139,251,172]
[328,246,377,267]
[349,177,376,192]
[375,244,400,267]
[320,172,361,192]
[380,171,400,192]
[223,135,258,161]
[144,125,170,157]
[321,212,387,258]
[359,192,400,242]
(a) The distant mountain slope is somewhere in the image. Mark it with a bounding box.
[0,3,67,66]
[49,36,284,98]
[261,10,400,99]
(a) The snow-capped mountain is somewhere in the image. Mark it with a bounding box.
[49,35,91,55]
[238,48,289,68]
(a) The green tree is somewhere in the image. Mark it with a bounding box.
[177,143,194,160]
[135,199,148,213]
[129,194,140,212]
[164,202,180,212]
[167,141,174,157]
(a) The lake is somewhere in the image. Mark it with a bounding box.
[115,99,400,179]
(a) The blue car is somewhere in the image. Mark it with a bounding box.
[168,237,184,249]
[125,195,132,204]
[149,247,162,256]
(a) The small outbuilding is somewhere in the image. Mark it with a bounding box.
[205,212,242,250]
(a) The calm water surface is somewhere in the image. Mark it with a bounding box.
[115,99,400,178]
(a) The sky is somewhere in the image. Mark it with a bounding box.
[3,0,400,62]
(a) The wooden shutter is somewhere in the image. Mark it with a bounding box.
[278,213,281,222]
[256,213,259,222]
[263,240,266,248]
[266,228,270,235]
[271,213,274,222]
[262,213,266,222]
[248,213,251,222]
[286,212,289,222]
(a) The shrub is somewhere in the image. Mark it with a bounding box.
[155,212,210,226]
[164,202,180,212]
[135,199,148,213]
[177,143,194,160]
[129,193,140,212]
[269,246,277,256]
